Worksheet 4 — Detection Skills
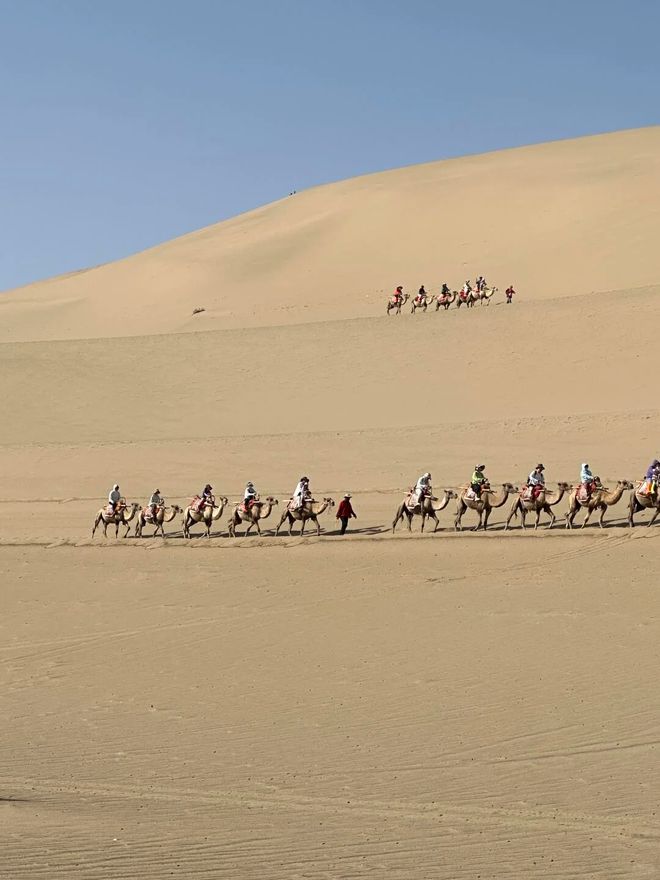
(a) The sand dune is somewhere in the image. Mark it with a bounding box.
[2,129,660,877]
[1,127,659,342]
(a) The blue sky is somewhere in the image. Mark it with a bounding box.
[1,0,657,290]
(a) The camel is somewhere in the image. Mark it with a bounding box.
[386,292,409,315]
[228,497,279,537]
[411,294,436,314]
[135,504,182,538]
[477,286,498,305]
[505,482,570,530]
[454,483,518,531]
[456,290,474,309]
[628,483,660,527]
[182,496,229,538]
[435,290,457,311]
[392,489,457,533]
[91,501,140,538]
[275,498,335,536]
[565,480,633,529]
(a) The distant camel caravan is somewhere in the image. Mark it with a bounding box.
[386,282,500,314]
[90,469,660,539]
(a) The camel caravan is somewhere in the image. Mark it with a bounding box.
[90,460,660,540]
[387,277,504,315]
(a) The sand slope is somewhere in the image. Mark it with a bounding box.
[2,128,660,878]
[1,127,659,342]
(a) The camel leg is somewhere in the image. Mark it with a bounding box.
[581,506,593,528]
[431,512,440,533]
[92,515,101,538]
[546,507,555,529]
[648,506,660,527]
[482,507,490,531]
[598,505,607,529]
[300,517,306,537]
[505,501,517,531]
[315,516,321,536]
[454,502,466,531]
[289,514,295,537]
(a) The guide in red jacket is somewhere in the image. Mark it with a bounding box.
[336,494,357,535]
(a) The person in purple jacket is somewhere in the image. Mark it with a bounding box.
[643,459,660,497]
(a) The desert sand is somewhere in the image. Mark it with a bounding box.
[2,128,660,878]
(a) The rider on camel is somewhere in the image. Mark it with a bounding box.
[148,489,164,521]
[526,464,545,500]
[393,285,404,305]
[244,481,258,510]
[441,282,450,299]
[108,484,121,513]
[414,472,432,505]
[643,459,660,498]
[198,484,215,511]
[471,465,487,499]
[580,464,597,497]
[293,476,312,509]
[417,285,428,305]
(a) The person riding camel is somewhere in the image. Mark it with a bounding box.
[413,472,432,505]
[526,464,545,500]
[580,463,597,498]
[393,285,404,305]
[108,484,121,513]
[244,481,258,511]
[470,465,487,499]
[441,283,450,298]
[198,483,215,512]
[461,280,472,302]
[416,285,428,305]
[148,489,164,521]
[293,476,311,509]
[642,459,660,498]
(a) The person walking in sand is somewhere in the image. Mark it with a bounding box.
[336,494,357,535]
[506,285,516,304]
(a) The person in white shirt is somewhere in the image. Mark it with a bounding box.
[108,484,121,512]
[292,476,311,509]
[526,464,545,499]
[414,472,432,504]
[244,482,258,509]
[148,490,164,521]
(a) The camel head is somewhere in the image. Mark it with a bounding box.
[501,483,518,492]
[170,504,182,514]
[619,480,634,490]
[556,482,571,491]
[444,489,458,499]
[264,497,279,505]
[323,497,335,507]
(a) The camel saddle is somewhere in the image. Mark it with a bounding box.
[142,506,162,521]
[105,504,115,516]
[576,485,591,503]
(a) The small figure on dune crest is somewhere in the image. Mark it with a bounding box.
[336,493,357,535]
